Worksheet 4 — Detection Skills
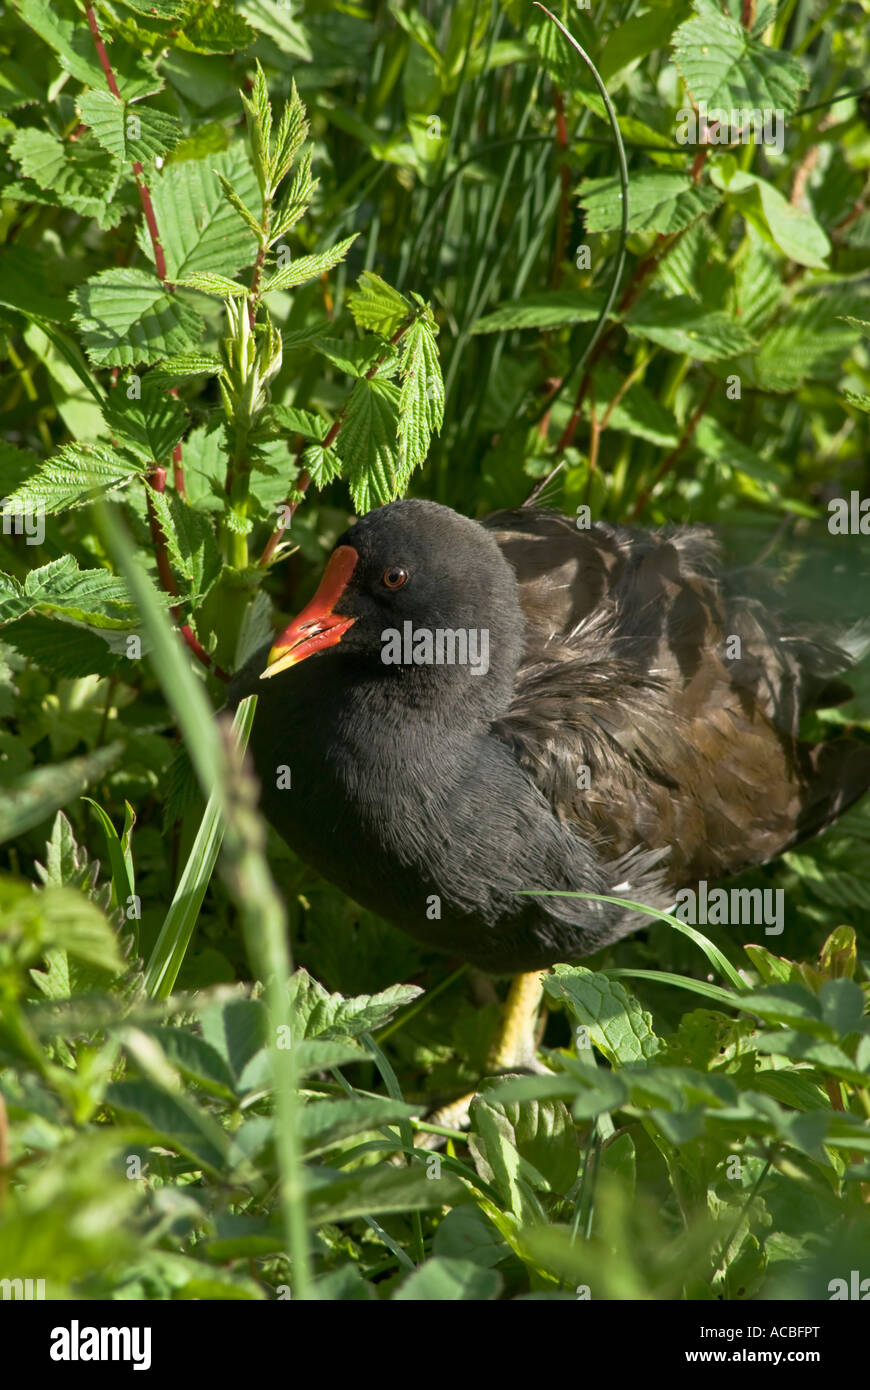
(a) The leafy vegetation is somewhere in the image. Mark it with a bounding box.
[1,0,869,1301]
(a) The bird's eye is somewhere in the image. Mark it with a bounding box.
[382,566,408,590]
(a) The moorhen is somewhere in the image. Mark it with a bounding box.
[231,500,870,1074]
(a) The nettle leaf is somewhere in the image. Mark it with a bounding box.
[311,336,388,378]
[77,90,182,165]
[672,0,807,115]
[146,353,223,385]
[398,313,443,479]
[102,379,188,462]
[286,968,422,1042]
[7,442,139,514]
[73,267,204,367]
[138,147,260,281]
[145,486,221,606]
[170,0,255,56]
[580,171,719,235]
[742,291,866,392]
[545,965,662,1064]
[625,293,756,361]
[347,271,412,338]
[301,442,343,490]
[711,167,830,269]
[10,129,123,228]
[23,555,144,629]
[177,271,248,297]
[338,376,401,511]
[472,290,607,334]
[263,234,357,295]
[269,404,328,441]
[272,148,315,240]
[18,0,162,102]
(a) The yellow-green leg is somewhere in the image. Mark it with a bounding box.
[416,971,548,1145]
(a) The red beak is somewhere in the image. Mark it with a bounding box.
[260,545,358,679]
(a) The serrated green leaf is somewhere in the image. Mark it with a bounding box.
[77,91,181,165]
[347,271,411,337]
[625,293,756,361]
[299,1097,419,1157]
[145,486,221,605]
[263,234,357,295]
[73,267,204,367]
[18,0,162,101]
[338,376,401,511]
[544,965,663,1064]
[580,171,719,235]
[139,148,260,280]
[102,380,188,462]
[672,0,807,115]
[398,315,443,479]
[10,128,122,227]
[105,1078,232,1175]
[177,271,248,297]
[7,443,139,514]
[286,969,422,1042]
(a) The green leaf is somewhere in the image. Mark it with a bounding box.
[286,969,422,1042]
[338,376,401,511]
[147,353,223,384]
[711,167,830,269]
[544,965,662,1064]
[177,271,248,298]
[672,0,807,115]
[10,128,123,228]
[145,486,221,605]
[398,313,443,479]
[139,148,261,280]
[0,246,76,324]
[2,618,122,680]
[742,291,865,391]
[73,268,204,367]
[300,1097,420,1157]
[307,1164,466,1224]
[143,1026,238,1099]
[393,1257,501,1300]
[472,290,607,334]
[77,91,181,164]
[625,293,756,361]
[580,171,718,235]
[105,1078,232,1175]
[347,271,412,338]
[263,235,357,295]
[7,443,139,514]
[0,744,122,846]
[18,0,162,102]
[102,380,188,462]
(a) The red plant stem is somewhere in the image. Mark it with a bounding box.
[248,244,267,331]
[85,4,169,284]
[628,378,715,521]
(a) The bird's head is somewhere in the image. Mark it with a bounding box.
[260,499,525,718]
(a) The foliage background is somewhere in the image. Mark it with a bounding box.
[1,0,869,1301]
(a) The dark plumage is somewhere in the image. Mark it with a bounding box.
[230,499,870,974]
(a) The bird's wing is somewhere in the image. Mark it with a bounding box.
[484,509,869,884]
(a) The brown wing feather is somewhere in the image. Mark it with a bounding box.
[485,509,870,886]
